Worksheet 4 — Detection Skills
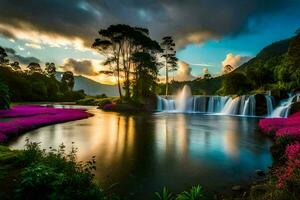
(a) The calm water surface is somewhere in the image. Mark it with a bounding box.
[9,106,273,199]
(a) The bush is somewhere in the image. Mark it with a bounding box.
[97,97,120,109]
[15,139,103,200]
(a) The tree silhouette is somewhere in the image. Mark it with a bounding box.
[45,62,56,78]
[93,24,162,100]
[27,62,42,74]
[161,36,178,97]
[0,46,8,65]
[223,64,233,74]
[10,61,21,71]
[61,71,74,91]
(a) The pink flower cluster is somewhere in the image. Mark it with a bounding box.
[259,112,300,140]
[0,105,92,142]
[285,142,300,160]
[259,112,300,188]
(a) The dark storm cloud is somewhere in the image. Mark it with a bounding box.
[4,47,41,65]
[61,58,98,76]
[0,0,299,48]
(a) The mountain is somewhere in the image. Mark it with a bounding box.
[162,35,297,95]
[56,72,119,96]
[235,38,291,73]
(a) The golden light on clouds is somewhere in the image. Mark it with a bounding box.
[0,22,88,51]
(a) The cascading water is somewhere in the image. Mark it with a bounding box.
[271,94,300,118]
[265,95,274,116]
[242,95,256,116]
[176,85,193,111]
[157,85,292,117]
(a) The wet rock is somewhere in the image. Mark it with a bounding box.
[271,89,289,102]
[255,169,266,176]
[232,185,242,191]
[255,94,268,116]
[290,102,300,115]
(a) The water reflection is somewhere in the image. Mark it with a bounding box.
[9,107,273,199]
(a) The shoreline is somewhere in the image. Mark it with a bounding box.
[0,105,93,143]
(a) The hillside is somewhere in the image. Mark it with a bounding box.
[162,34,298,95]
[55,72,119,96]
[235,38,291,73]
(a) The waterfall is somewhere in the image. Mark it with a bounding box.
[157,85,299,118]
[193,96,207,112]
[265,95,274,116]
[221,97,241,115]
[176,85,193,111]
[242,95,256,116]
[239,96,246,115]
[271,94,299,118]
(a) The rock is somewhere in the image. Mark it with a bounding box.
[232,185,242,191]
[255,169,266,176]
[255,94,268,116]
[290,102,300,115]
[271,89,289,102]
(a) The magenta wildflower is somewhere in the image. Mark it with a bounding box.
[0,105,92,142]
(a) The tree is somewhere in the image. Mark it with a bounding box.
[10,61,21,71]
[203,73,212,80]
[61,71,74,91]
[131,52,160,97]
[221,73,251,95]
[45,62,56,78]
[161,36,178,97]
[0,46,9,65]
[92,25,125,99]
[93,24,162,100]
[27,62,42,74]
[223,64,233,74]
[0,81,10,109]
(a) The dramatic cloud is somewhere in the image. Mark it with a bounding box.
[25,43,42,49]
[4,47,40,65]
[60,58,98,76]
[0,0,299,49]
[221,53,252,72]
[173,61,196,81]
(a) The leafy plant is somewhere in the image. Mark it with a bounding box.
[175,185,203,200]
[155,187,174,200]
[15,139,103,200]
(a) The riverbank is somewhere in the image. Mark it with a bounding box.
[222,112,300,200]
[0,105,92,142]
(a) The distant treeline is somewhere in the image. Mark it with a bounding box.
[0,46,85,103]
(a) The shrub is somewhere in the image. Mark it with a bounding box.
[15,139,103,200]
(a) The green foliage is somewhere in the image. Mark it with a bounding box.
[0,81,10,109]
[248,177,300,200]
[176,185,203,200]
[155,185,204,200]
[61,71,75,91]
[93,24,162,100]
[0,66,85,102]
[155,187,173,200]
[15,139,103,200]
[219,73,252,95]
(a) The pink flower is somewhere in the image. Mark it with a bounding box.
[0,105,91,142]
[285,142,300,160]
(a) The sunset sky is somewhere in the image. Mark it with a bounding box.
[0,0,300,84]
